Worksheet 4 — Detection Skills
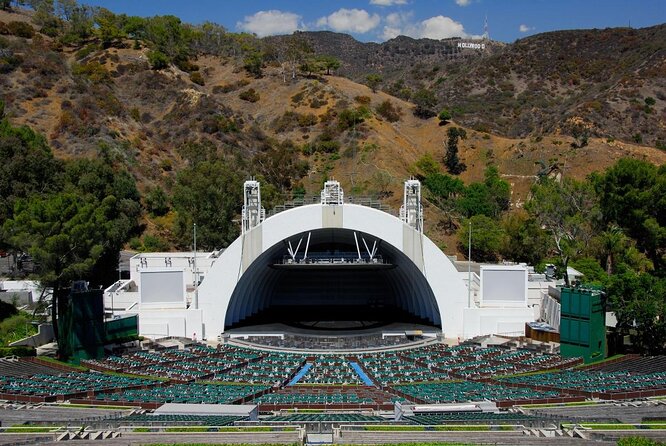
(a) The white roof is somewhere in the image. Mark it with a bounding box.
[154,403,256,416]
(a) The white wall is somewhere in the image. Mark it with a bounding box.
[126,308,203,339]
[463,307,534,339]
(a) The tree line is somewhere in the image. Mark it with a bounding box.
[417,142,666,354]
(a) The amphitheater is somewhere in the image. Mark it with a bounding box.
[1,180,665,445]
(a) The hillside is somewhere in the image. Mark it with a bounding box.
[1,6,665,254]
[279,26,666,146]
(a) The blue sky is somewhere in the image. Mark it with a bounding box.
[79,0,665,43]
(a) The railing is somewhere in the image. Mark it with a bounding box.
[278,254,387,266]
[266,195,396,218]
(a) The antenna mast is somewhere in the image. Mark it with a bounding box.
[483,14,489,40]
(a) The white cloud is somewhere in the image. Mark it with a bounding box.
[385,11,412,26]
[519,24,533,33]
[378,10,468,41]
[370,0,408,5]
[455,0,471,6]
[317,8,381,34]
[380,26,403,40]
[416,15,467,39]
[237,10,302,37]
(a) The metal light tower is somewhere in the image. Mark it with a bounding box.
[242,179,265,233]
[400,179,423,232]
[321,180,344,205]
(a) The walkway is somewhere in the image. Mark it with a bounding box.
[349,362,374,386]
[288,363,312,385]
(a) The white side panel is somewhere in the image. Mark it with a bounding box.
[480,265,528,307]
[135,309,203,339]
[422,236,468,339]
[463,307,533,339]
[140,270,185,307]
[197,236,244,339]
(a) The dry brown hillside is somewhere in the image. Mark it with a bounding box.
[1,7,665,253]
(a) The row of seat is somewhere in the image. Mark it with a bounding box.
[0,372,156,397]
[394,381,560,404]
[96,383,268,404]
[298,356,363,385]
[503,370,666,393]
[123,414,246,425]
[253,385,394,406]
[211,353,303,384]
[263,413,386,422]
[405,412,538,425]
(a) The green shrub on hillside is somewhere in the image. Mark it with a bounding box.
[239,88,260,103]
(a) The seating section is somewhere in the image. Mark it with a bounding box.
[0,343,599,408]
[400,344,580,380]
[405,412,538,425]
[211,352,303,384]
[0,372,156,397]
[83,345,262,380]
[503,370,666,394]
[585,356,666,374]
[394,381,560,404]
[0,358,64,377]
[357,351,449,384]
[122,414,246,425]
[253,385,393,406]
[263,413,386,422]
[298,356,363,385]
[96,383,268,404]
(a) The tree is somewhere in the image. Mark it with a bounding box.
[412,88,437,119]
[569,257,607,287]
[607,272,666,355]
[145,186,169,217]
[483,165,510,216]
[253,140,308,193]
[3,183,140,341]
[424,172,465,200]
[299,56,324,77]
[375,100,401,123]
[423,172,464,233]
[457,183,494,218]
[338,106,370,131]
[0,0,11,11]
[438,108,452,125]
[500,212,550,266]
[147,50,169,70]
[94,7,126,48]
[525,177,600,286]
[243,50,263,77]
[591,158,666,273]
[0,117,62,223]
[458,215,505,263]
[414,153,441,178]
[285,33,312,80]
[365,74,382,93]
[444,127,466,175]
[317,55,340,75]
[171,160,243,250]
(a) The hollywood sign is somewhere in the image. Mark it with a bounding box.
[457,42,486,50]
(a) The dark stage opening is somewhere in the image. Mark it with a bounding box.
[224,229,441,331]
